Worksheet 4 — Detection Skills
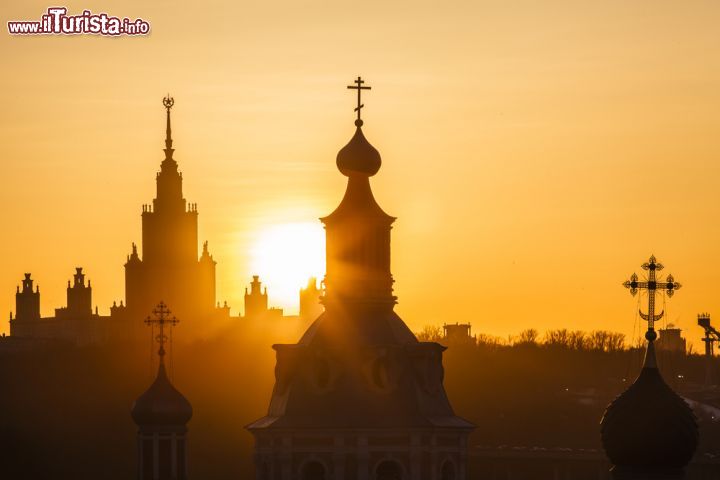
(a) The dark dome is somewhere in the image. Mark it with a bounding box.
[600,342,697,469]
[336,123,381,177]
[131,363,192,426]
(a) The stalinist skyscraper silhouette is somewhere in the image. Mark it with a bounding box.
[123,96,218,338]
[248,78,474,480]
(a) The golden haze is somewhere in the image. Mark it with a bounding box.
[1,1,720,341]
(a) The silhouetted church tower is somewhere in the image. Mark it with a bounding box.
[248,78,474,480]
[132,302,192,480]
[124,96,217,336]
[602,256,698,479]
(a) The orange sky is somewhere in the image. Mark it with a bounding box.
[1,1,720,344]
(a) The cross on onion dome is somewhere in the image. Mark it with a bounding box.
[623,255,681,339]
[347,76,371,126]
[144,301,179,359]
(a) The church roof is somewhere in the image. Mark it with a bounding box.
[321,174,394,224]
[132,301,191,428]
[600,338,698,470]
[131,361,193,427]
[336,121,382,178]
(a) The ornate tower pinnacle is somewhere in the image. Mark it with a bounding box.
[163,94,175,162]
[149,94,189,212]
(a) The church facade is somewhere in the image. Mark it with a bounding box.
[248,79,474,480]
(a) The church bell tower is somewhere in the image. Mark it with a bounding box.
[248,78,474,480]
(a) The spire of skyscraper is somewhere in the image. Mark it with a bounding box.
[163,94,175,163]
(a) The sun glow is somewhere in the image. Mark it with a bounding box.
[249,222,326,313]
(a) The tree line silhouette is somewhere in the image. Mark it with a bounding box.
[418,325,653,352]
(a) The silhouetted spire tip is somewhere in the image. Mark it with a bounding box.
[162,95,175,162]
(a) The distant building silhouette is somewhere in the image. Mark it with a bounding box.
[123,96,218,334]
[248,78,474,480]
[117,95,222,339]
[10,268,106,344]
[7,96,317,344]
[656,325,687,354]
[443,323,475,345]
[243,275,288,321]
[14,273,39,321]
[132,302,192,480]
[245,275,269,318]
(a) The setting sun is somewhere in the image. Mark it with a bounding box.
[248,222,326,312]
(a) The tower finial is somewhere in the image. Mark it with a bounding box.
[337,77,381,177]
[347,76,371,127]
[162,94,175,161]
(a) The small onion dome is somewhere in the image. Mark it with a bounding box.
[600,337,698,470]
[131,362,192,427]
[336,120,381,177]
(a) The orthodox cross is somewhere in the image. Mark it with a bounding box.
[623,255,681,339]
[144,301,179,360]
[347,76,371,123]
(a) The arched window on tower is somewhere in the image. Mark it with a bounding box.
[440,460,456,480]
[376,460,403,480]
[301,461,326,480]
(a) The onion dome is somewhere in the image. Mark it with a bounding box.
[600,333,698,472]
[131,361,192,427]
[336,119,381,177]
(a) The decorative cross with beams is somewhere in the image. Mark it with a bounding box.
[623,255,681,338]
[144,301,179,359]
[347,76,371,124]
